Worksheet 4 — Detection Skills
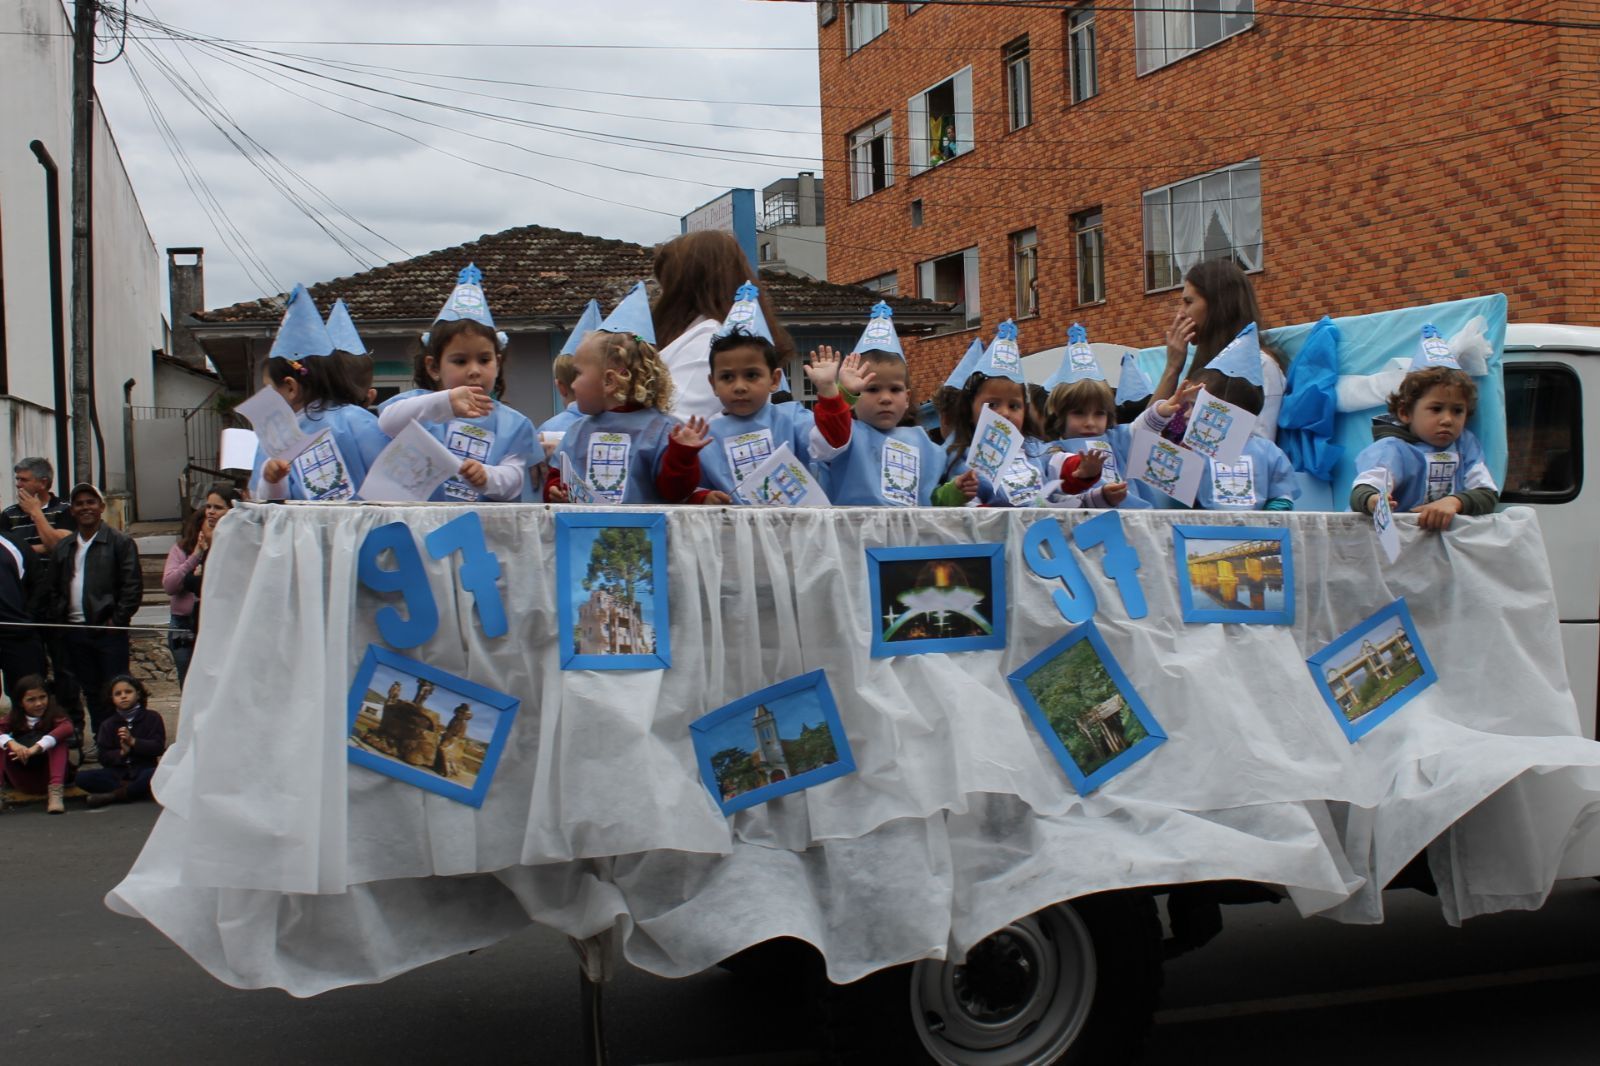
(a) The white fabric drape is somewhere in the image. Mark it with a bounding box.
[108,504,1600,995]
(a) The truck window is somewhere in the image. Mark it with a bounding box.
[1502,363,1582,504]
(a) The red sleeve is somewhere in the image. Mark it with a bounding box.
[812,393,853,448]
[656,436,704,504]
[542,464,563,502]
[48,718,75,744]
[1058,453,1096,493]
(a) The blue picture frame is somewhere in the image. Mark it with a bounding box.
[690,669,857,816]
[346,644,520,808]
[555,512,671,671]
[1307,598,1437,742]
[1171,524,1295,626]
[1007,622,1167,795]
[866,542,1007,658]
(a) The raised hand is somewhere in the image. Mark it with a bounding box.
[458,459,488,487]
[1103,481,1129,507]
[956,469,979,499]
[1075,449,1107,482]
[669,415,713,450]
[1165,309,1197,365]
[804,346,842,397]
[448,386,494,419]
[1158,380,1205,418]
[262,458,290,484]
[838,352,876,395]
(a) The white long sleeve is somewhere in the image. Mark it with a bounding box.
[658,317,723,422]
[377,392,455,438]
[478,455,529,501]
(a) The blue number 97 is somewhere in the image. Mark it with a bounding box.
[357,522,440,648]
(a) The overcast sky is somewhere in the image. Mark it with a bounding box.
[93,0,822,309]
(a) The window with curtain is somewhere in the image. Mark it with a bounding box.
[1005,37,1032,131]
[1012,229,1038,317]
[848,116,894,200]
[847,3,889,53]
[1067,6,1098,104]
[908,67,975,175]
[1135,0,1253,75]
[1142,160,1261,292]
[1072,209,1104,305]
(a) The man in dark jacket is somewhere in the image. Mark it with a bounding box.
[0,528,46,698]
[50,484,142,737]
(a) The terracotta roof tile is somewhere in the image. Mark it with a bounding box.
[196,223,951,326]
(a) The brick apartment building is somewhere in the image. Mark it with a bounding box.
[817,2,1600,396]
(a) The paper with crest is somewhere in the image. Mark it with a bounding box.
[1180,387,1258,465]
[966,404,1025,490]
[734,443,831,507]
[1128,428,1204,507]
[559,453,600,505]
[1373,473,1401,563]
[236,388,317,461]
[359,421,461,503]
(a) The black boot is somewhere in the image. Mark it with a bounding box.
[86,786,128,809]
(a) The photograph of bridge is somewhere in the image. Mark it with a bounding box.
[1173,526,1294,625]
[1307,599,1438,742]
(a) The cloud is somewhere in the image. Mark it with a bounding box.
[95,0,821,307]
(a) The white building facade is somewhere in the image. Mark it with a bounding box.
[1,0,165,500]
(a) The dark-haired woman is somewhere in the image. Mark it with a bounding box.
[162,484,239,684]
[1151,260,1287,441]
[651,231,797,421]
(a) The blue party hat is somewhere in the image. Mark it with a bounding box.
[942,337,987,391]
[777,369,790,393]
[851,301,905,359]
[1043,323,1104,388]
[433,263,496,329]
[598,281,656,346]
[1206,323,1264,387]
[1115,351,1154,405]
[324,298,367,356]
[559,299,603,357]
[1411,323,1460,370]
[714,282,774,343]
[268,284,335,360]
[973,320,1025,382]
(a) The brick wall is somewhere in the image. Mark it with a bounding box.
[819,2,1594,398]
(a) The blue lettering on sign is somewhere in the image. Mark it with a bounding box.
[1023,512,1145,622]
[358,515,507,648]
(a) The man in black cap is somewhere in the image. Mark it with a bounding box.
[49,483,142,739]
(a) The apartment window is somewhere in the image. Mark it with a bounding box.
[1067,6,1098,103]
[862,271,899,296]
[1005,37,1033,131]
[918,248,980,331]
[763,191,798,229]
[1072,209,1105,305]
[910,199,924,227]
[848,115,894,200]
[1136,0,1254,75]
[1143,159,1261,291]
[819,2,837,26]
[847,3,889,53]
[906,3,925,11]
[1503,364,1583,503]
[1012,229,1038,318]
[908,67,974,175]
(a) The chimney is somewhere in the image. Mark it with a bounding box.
[167,247,205,369]
[797,172,818,227]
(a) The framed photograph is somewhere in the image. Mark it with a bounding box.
[1171,525,1294,625]
[346,645,520,808]
[555,512,671,670]
[866,543,1007,658]
[1307,599,1437,742]
[1007,622,1167,795]
[690,670,856,816]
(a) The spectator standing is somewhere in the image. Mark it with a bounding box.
[3,458,81,722]
[49,484,141,740]
[0,529,46,698]
[162,484,240,685]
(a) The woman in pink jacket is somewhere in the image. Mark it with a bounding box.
[161,485,239,686]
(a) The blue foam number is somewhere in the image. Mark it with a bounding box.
[357,522,440,649]
[1072,511,1148,620]
[1022,518,1097,624]
[425,512,508,639]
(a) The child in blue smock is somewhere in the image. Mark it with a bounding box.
[696,285,851,500]
[933,322,1061,507]
[1036,324,1137,509]
[254,285,388,501]
[1350,364,1498,530]
[548,283,712,505]
[377,266,536,502]
[807,303,946,507]
[1139,372,1298,511]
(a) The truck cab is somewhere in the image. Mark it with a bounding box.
[1502,324,1598,739]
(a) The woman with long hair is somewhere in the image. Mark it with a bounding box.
[161,484,240,685]
[651,231,796,421]
[1151,259,1287,440]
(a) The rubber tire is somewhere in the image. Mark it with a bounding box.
[813,891,1163,1066]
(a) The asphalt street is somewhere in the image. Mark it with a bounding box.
[4,801,1597,1065]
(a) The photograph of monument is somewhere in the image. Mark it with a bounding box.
[1173,526,1293,625]
[1307,599,1437,741]
[867,543,1007,657]
[556,513,670,669]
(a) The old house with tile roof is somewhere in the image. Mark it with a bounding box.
[185,223,955,426]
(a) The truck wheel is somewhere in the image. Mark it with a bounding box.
[816,891,1162,1066]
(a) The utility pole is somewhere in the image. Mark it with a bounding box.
[69,0,96,486]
